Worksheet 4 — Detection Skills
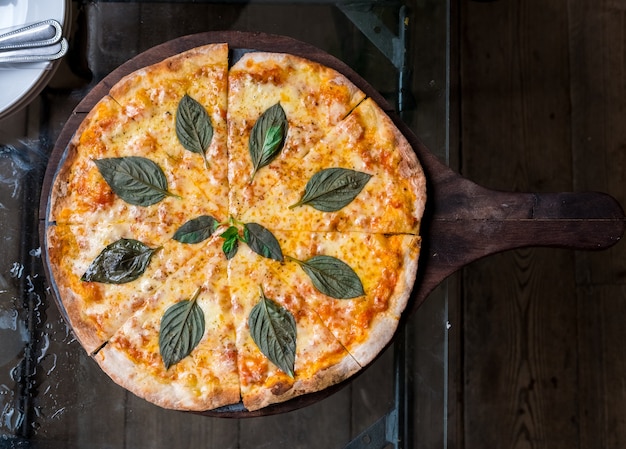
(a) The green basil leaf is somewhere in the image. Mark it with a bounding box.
[290,168,372,212]
[81,238,159,284]
[176,94,214,166]
[223,238,239,260]
[244,223,284,262]
[172,215,219,244]
[249,103,287,180]
[220,226,241,260]
[249,289,296,377]
[159,288,205,369]
[94,156,176,206]
[297,255,364,299]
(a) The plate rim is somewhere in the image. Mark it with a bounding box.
[0,0,71,120]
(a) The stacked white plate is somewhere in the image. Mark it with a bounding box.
[0,0,71,120]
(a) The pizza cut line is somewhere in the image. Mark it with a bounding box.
[46,42,426,412]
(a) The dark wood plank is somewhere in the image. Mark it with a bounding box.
[568,0,626,284]
[568,1,626,446]
[405,285,449,449]
[123,393,239,448]
[463,249,580,449]
[458,0,626,448]
[349,345,396,438]
[238,387,354,448]
[577,284,626,448]
[459,0,583,447]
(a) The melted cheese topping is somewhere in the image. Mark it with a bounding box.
[228,244,360,410]
[46,222,218,353]
[227,52,366,218]
[269,231,420,367]
[240,98,425,234]
[50,45,230,227]
[95,236,240,411]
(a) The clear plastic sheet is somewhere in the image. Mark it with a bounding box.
[0,1,451,447]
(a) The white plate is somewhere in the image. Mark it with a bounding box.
[0,0,70,120]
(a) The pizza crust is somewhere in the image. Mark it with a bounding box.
[48,95,129,225]
[242,352,360,412]
[95,341,241,412]
[350,236,421,367]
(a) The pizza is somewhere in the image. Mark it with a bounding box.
[45,42,427,412]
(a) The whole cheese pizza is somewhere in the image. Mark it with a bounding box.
[45,43,427,412]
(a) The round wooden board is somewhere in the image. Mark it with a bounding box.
[38,31,625,418]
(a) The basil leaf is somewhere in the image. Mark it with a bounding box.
[220,226,241,260]
[159,288,205,369]
[249,103,287,180]
[297,255,364,299]
[172,215,219,244]
[94,156,175,206]
[81,238,159,284]
[249,289,296,377]
[223,238,239,260]
[176,94,214,167]
[244,223,284,262]
[291,168,372,212]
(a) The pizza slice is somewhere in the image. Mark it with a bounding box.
[108,43,230,216]
[269,230,421,368]
[49,45,230,228]
[238,98,427,234]
[46,221,222,354]
[49,95,133,225]
[227,51,366,217]
[93,235,240,411]
[228,242,361,412]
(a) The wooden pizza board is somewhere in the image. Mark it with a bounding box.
[38,31,626,418]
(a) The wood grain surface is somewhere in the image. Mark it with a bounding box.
[457,0,626,447]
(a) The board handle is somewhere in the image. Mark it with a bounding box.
[413,168,626,306]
